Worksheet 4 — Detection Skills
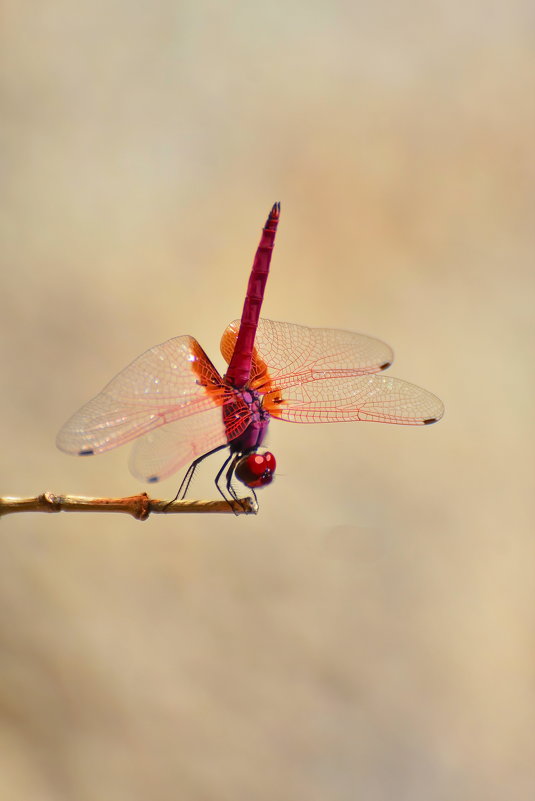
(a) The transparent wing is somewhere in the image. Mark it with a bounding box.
[221,318,393,392]
[57,336,226,456]
[129,405,229,483]
[221,318,442,425]
[265,372,444,426]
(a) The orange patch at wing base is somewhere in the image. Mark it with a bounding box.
[189,339,228,406]
[248,352,287,418]
[220,323,285,415]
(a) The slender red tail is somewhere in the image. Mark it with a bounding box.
[224,202,280,388]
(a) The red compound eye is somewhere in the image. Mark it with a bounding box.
[235,452,277,488]
[262,452,276,471]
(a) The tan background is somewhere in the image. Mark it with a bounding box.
[1,1,534,799]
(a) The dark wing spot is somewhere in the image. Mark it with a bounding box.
[423,418,438,425]
[79,449,94,456]
[148,475,159,483]
[380,362,392,370]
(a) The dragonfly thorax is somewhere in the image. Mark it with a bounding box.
[224,387,270,454]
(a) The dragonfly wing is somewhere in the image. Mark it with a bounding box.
[129,405,229,482]
[220,318,442,425]
[57,336,226,456]
[265,373,444,426]
[221,318,394,392]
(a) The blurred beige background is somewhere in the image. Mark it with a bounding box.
[1,1,534,799]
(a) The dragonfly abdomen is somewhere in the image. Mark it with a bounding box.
[224,202,280,388]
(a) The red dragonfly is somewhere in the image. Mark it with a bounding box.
[57,203,443,505]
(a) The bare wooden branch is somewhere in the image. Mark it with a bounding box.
[0,492,257,520]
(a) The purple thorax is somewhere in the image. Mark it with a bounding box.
[224,388,270,453]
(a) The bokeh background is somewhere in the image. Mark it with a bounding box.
[1,1,534,799]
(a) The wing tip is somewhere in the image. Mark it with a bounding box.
[56,433,96,456]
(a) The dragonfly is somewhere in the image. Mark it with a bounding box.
[57,203,444,506]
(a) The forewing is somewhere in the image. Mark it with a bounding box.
[221,318,393,392]
[265,373,444,426]
[129,405,229,483]
[57,336,226,455]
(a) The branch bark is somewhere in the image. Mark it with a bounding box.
[0,492,257,520]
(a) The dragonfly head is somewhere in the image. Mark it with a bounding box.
[235,451,276,489]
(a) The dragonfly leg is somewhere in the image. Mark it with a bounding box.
[225,455,241,502]
[214,452,236,511]
[163,444,228,510]
[225,455,255,512]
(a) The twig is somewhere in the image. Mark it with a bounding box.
[0,492,257,520]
